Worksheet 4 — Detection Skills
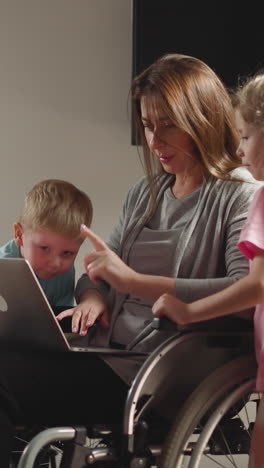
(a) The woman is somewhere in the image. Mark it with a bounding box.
[58,53,260,383]
[0,54,260,466]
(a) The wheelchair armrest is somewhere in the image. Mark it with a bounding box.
[126,317,179,350]
[151,316,179,331]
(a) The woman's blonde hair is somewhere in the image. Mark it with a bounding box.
[20,179,93,238]
[131,53,241,208]
[233,73,264,129]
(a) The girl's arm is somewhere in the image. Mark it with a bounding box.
[153,250,264,324]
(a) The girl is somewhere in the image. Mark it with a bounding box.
[152,72,264,468]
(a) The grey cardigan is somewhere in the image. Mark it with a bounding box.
[75,169,260,383]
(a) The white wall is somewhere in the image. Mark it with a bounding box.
[0,0,143,279]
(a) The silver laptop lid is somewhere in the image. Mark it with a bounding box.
[0,258,148,356]
[0,258,70,352]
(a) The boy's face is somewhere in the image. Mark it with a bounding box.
[14,224,83,279]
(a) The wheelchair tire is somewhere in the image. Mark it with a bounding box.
[159,353,258,468]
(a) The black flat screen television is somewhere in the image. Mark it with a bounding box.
[131,0,263,144]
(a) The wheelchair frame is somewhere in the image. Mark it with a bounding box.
[16,320,256,468]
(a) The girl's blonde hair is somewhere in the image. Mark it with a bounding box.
[131,53,241,210]
[234,73,264,129]
[20,179,93,238]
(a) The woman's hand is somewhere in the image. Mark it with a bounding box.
[152,293,191,325]
[56,289,109,336]
[81,224,136,293]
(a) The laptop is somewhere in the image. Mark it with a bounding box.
[0,258,143,355]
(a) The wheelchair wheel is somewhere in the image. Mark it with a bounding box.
[159,354,258,468]
[11,426,63,468]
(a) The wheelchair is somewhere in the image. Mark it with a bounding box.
[15,316,257,468]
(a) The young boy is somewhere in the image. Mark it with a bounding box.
[0,179,93,309]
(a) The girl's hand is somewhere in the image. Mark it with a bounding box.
[152,293,191,325]
[81,224,136,293]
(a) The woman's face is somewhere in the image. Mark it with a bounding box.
[140,95,199,176]
[235,109,264,181]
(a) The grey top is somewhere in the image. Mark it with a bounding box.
[75,169,261,384]
[110,186,201,345]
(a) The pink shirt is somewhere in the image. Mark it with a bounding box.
[238,186,264,390]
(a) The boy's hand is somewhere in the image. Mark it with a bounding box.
[80,224,136,293]
[57,290,109,336]
[152,293,191,325]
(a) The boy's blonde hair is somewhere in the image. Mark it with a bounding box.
[19,179,93,238]
[234,73,264,129]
